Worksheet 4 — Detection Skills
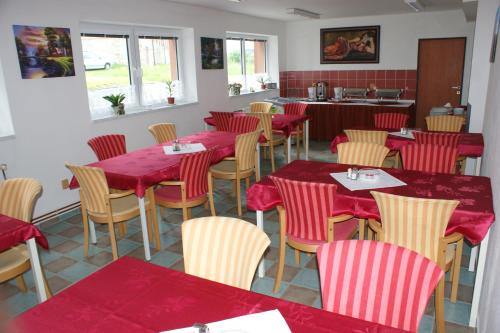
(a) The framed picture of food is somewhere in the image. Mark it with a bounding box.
[320,26,380,64]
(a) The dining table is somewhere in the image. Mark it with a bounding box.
[0,214,49,302]
[204,113,310,162]
[69,131,239,261]
[8,256,409,333]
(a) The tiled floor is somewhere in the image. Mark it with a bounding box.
[0,141,476,332]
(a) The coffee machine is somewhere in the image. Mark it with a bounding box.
[314,81,328,101]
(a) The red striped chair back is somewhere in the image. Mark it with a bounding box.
[210,111,234,132]
[401,144,458,174]
[284,103,308,116]
[414,132,460,148]
[374,113,409,129]
[317,240,443,332]
[229,116,260,134]
[87,134,126,161]
[180,150,213,199]
[269,176,337,242]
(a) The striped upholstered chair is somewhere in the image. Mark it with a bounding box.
[374,112,409,129]
[337,142,390,167]
[317,240,443,333]
[250,112,285,172]
[400,144,458,174]
[210,111,234,132]
[249,101,273,113]
[284,102,308,159]
[269,177,357,292]
[0,178,52,298]
[155,150,215,221]
[228,116,260,134]
[414,131,460,148]
[209,130,261,216]
[425,115,464,132]
[182,216,270,290]
[368,191,462,333]
[345,129,388,145]
[88,134,126,161]
[148,123,177,144]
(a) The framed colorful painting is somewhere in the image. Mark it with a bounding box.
[320,26,380,64]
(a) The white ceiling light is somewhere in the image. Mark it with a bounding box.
[227,0,242,3]
[404,0,425,12]
[286,8,320,19]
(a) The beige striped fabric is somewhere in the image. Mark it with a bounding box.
[425,115,464,132]
[249,113,272,140]
[345,129,388,145]
[148,123,177,144]
[249,102,273,113]
[182,216,270,290]
[236,130,261,171]
[371,191,459,262]
[337,142,390,167]
[0,178,42,222]
[65,163,110,215]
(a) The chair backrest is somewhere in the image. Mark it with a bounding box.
[374,113,409,129]
[400,144,458,174]
[370,191,459,262]
[270,176,337,242]
[249,113,272,141]
[413,131,460,148]
[345,129,388,145]
[235,130,261,171]
[148,123,177,144]
[229,116,260,134]
[284,103,308,116]
[249,102,273,113]
[337,142,390,167]
[317,240,443,332]
[180,150,213,199]
[425,115,464,132]
[210,111,234,132]
[182,216,270,290]
[65,163,110,215]
[87,134,126,161]
[0,178,42,222]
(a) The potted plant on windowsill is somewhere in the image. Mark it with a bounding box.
[166,80,176,104]
[103,93,126,115]
[228,83,242,96]
[257,76,268,90]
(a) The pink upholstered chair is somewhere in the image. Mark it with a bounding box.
[269,176,357,292]
[155,150,215,221]
[284,103,308,159]
[414,132,460,148]
[210,111,234,132]
[374,112,409,129]
[229,116,260,134]
[317,240,443,333]
[401,143,458,174]
[87,134,126,161]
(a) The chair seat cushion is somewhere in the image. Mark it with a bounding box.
[90,194,148,220]
[155,185,206,203]
[210,160,237,174]
[0,245,29,273]
[288,218,358,245]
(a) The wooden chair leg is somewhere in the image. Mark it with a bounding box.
[273,230,286,293]
[187,208,192,220]
[15,275,28,292]
[203,201,208,209]
[294,249,300,265]
[358,219,365,240]
[118,223,126,238]
[81,207,90,257]
[435,277,445,333]
[450,239,464,303]
[108,222,119,260]
[236,178,242,216]
[245,177,250,190]
[232,180,237,197]
[367,227,374,240]
[182,207,189,221]
[146,188,160,250]
[208,172,216,216]
[159,206,165,218]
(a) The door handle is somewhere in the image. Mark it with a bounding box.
[451,86,461,89]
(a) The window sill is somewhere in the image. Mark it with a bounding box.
[229,88,279,98]
[0,134,15,142]
[91,100,199,123]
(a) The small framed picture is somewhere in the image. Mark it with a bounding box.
[201,37,224,69]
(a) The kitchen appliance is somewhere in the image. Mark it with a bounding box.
[307,87,316,99]
[334,87,343,100]
[343,88,368,99]
[375,88,403,100]
[314,81,328,101]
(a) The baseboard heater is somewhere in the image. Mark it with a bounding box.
[32,201,80,225]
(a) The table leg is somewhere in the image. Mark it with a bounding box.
[256,143,261,181]
[26,238,47,303]
[138,196,151,261]
[256,210,265,278]
[89,219,97,244]
[469,230,490,327]
[305,120,310,161]
[469,157,482,272]
[287,137,292,163]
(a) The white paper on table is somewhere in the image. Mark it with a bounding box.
[330,169,407,191]
[388,130,416,140]
[163,143,206,155]
[161,309,291,333]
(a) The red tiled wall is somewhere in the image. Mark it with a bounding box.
[279,70,417,100]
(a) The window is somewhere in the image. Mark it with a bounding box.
[0,61,14,137]
[226,36,267,92]
[81,24,182,119]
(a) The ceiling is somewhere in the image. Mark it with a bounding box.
[169,0,471,21]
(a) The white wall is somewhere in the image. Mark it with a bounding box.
[285,10,475,103]
[0,0,285,216]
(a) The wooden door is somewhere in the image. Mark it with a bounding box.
[416,38,466,129]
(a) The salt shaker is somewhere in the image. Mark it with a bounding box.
[347,168,352,179]
[351,168,359,180]
[400,127,408,135]
[173,139,180,151]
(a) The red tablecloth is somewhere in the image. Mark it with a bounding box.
[246,160,494,245]
[0,214,48,252]
[330,130,484,157]
[9,256,408,333]
[204,114,309,138]
[69,131,237,197]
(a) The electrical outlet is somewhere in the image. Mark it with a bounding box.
[61,178,69,189]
